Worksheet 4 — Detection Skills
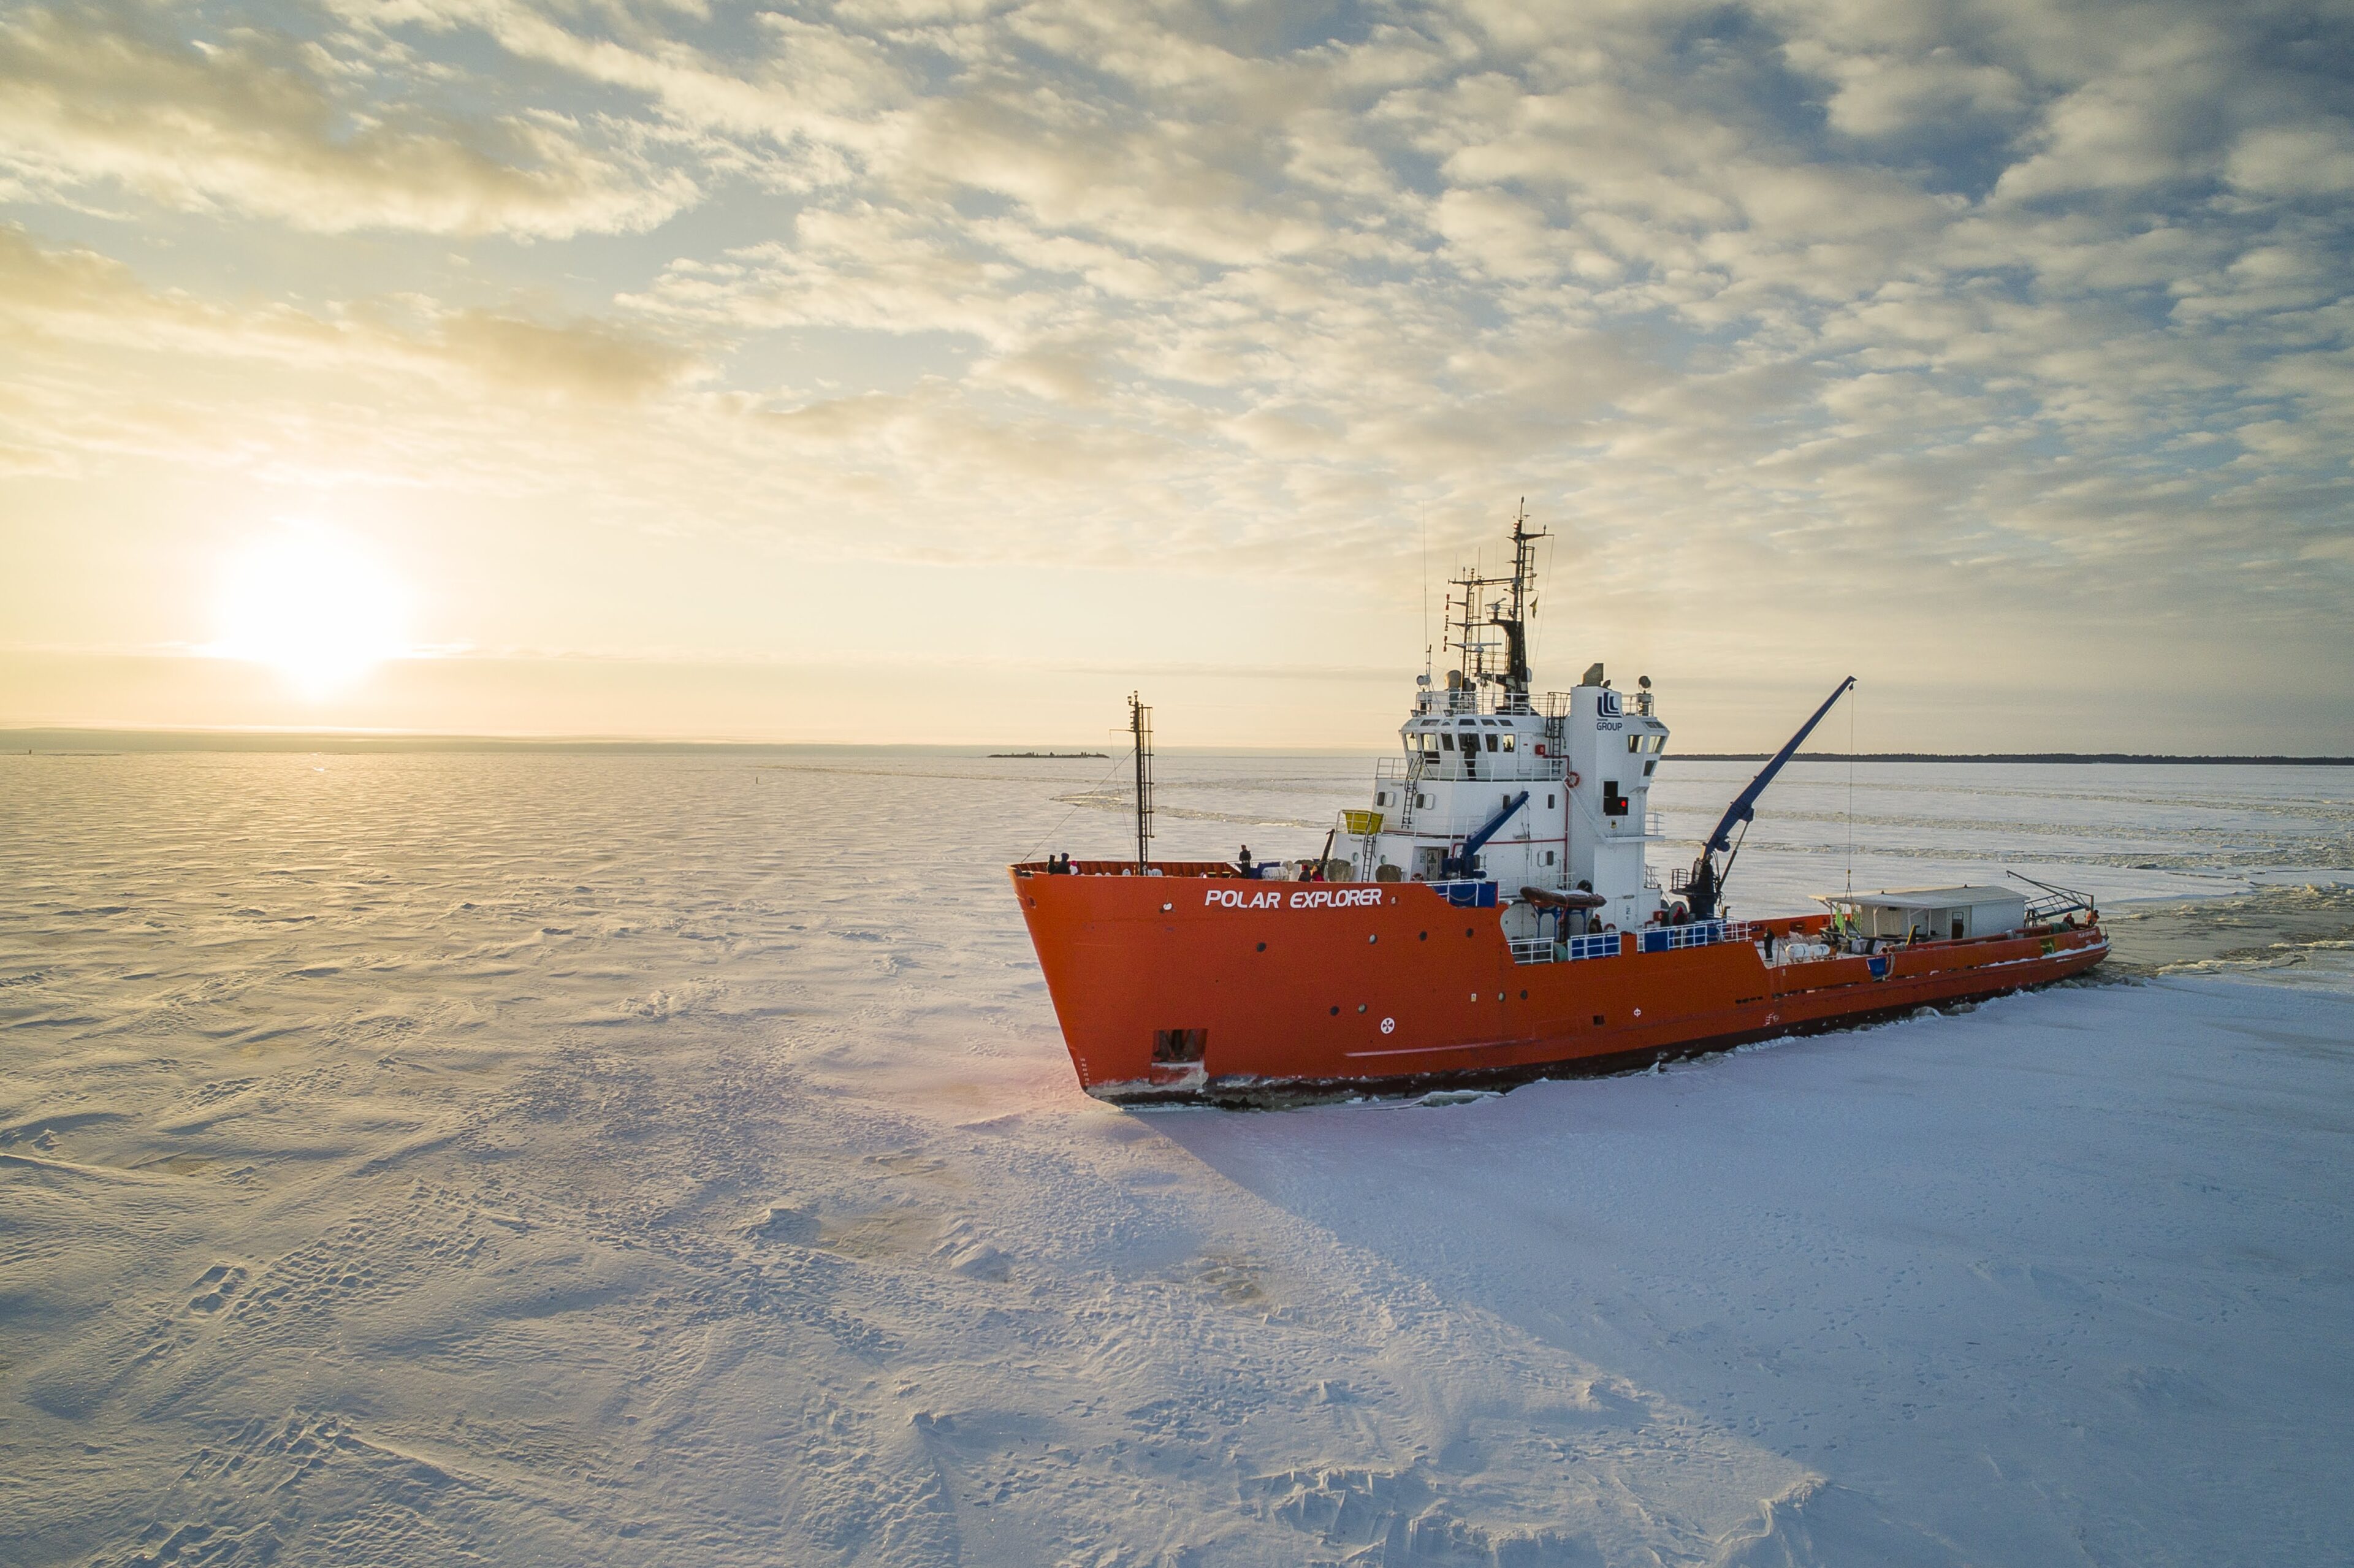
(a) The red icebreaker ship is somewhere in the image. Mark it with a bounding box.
[1013,509,2108,1103]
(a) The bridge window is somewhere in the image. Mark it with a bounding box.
[1441,733,1455,751]
[1485,733,1499,752]
[1501,734,1516,752]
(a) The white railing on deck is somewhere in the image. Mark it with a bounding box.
[1597,809,1664,837]
[1419,690,1544,717]
[1390,754,1567,785]
[1510,919,1746,965]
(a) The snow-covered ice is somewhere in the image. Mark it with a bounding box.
[2,751,2350,1566]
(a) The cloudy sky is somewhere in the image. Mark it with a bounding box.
[2,0,2348,748]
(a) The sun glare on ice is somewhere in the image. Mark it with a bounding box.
[214,528,413,698]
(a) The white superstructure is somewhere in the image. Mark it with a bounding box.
[1335,671,1667,940]
[1328,508,1670,943]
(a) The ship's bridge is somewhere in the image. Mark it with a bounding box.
[1324,509,1674,938]
[1338,672,1670,941]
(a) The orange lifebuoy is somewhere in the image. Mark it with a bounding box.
[1566,771,1581,788]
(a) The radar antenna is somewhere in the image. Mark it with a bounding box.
[1443,499,1547,708]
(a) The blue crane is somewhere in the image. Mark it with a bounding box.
[1442,790,1531,879]
[1683,677,1856,920]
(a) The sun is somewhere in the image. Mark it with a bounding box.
[214,527,413,699]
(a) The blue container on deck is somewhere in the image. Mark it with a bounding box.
[1433,880,1498,908]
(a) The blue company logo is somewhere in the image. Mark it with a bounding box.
[1596,690,1623,717]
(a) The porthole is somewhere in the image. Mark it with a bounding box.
[1368,934,1377,944]
[1357,1003,1367,1013]
[1255,942,1267,953]
[1419,931,1428,941]
[1330,1005,1340,1016]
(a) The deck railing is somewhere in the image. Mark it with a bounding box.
[1384,753,1568,785]
[1510,918,1741,965]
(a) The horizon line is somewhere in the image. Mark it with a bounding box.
[3,728,2350,765]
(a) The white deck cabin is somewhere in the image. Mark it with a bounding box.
[1821,886,2029,943]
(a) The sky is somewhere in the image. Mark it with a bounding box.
[2,0,2350,750]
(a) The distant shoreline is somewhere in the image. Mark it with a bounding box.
[2,730,2348,764]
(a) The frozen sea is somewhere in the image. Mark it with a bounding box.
[4,750,2352,1567]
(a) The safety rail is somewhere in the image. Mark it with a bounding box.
[1639,918,1729,953]
[1510,921,1738,965]
[1011,859,1239,877]
[1417,689,1542,717]
[1401,754,1568,784]
[1599,809,1666,837]
[1371,755,1424,829]
[2009,871,2097,924]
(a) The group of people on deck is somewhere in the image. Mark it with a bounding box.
[1233,845,1328,881]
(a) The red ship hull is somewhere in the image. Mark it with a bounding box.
[1012,862,2109,1103]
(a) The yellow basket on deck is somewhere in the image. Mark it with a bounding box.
[1341,809,1384,835]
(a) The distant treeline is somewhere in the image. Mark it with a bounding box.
[1680,752,2354,765]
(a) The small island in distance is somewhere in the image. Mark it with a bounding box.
[989,750,1110,759]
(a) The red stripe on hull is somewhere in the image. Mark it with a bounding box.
[1010,870,2109,1102]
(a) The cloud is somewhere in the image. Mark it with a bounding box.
[0,0,691,234]
[2,0,2350,740]
[0,226,698,497]
[2226,120,2354,197]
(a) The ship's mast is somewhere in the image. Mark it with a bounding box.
[1443,499,1546,708]
[1129,692,1154,872]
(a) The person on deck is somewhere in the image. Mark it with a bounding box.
[1236,845,1256,879]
